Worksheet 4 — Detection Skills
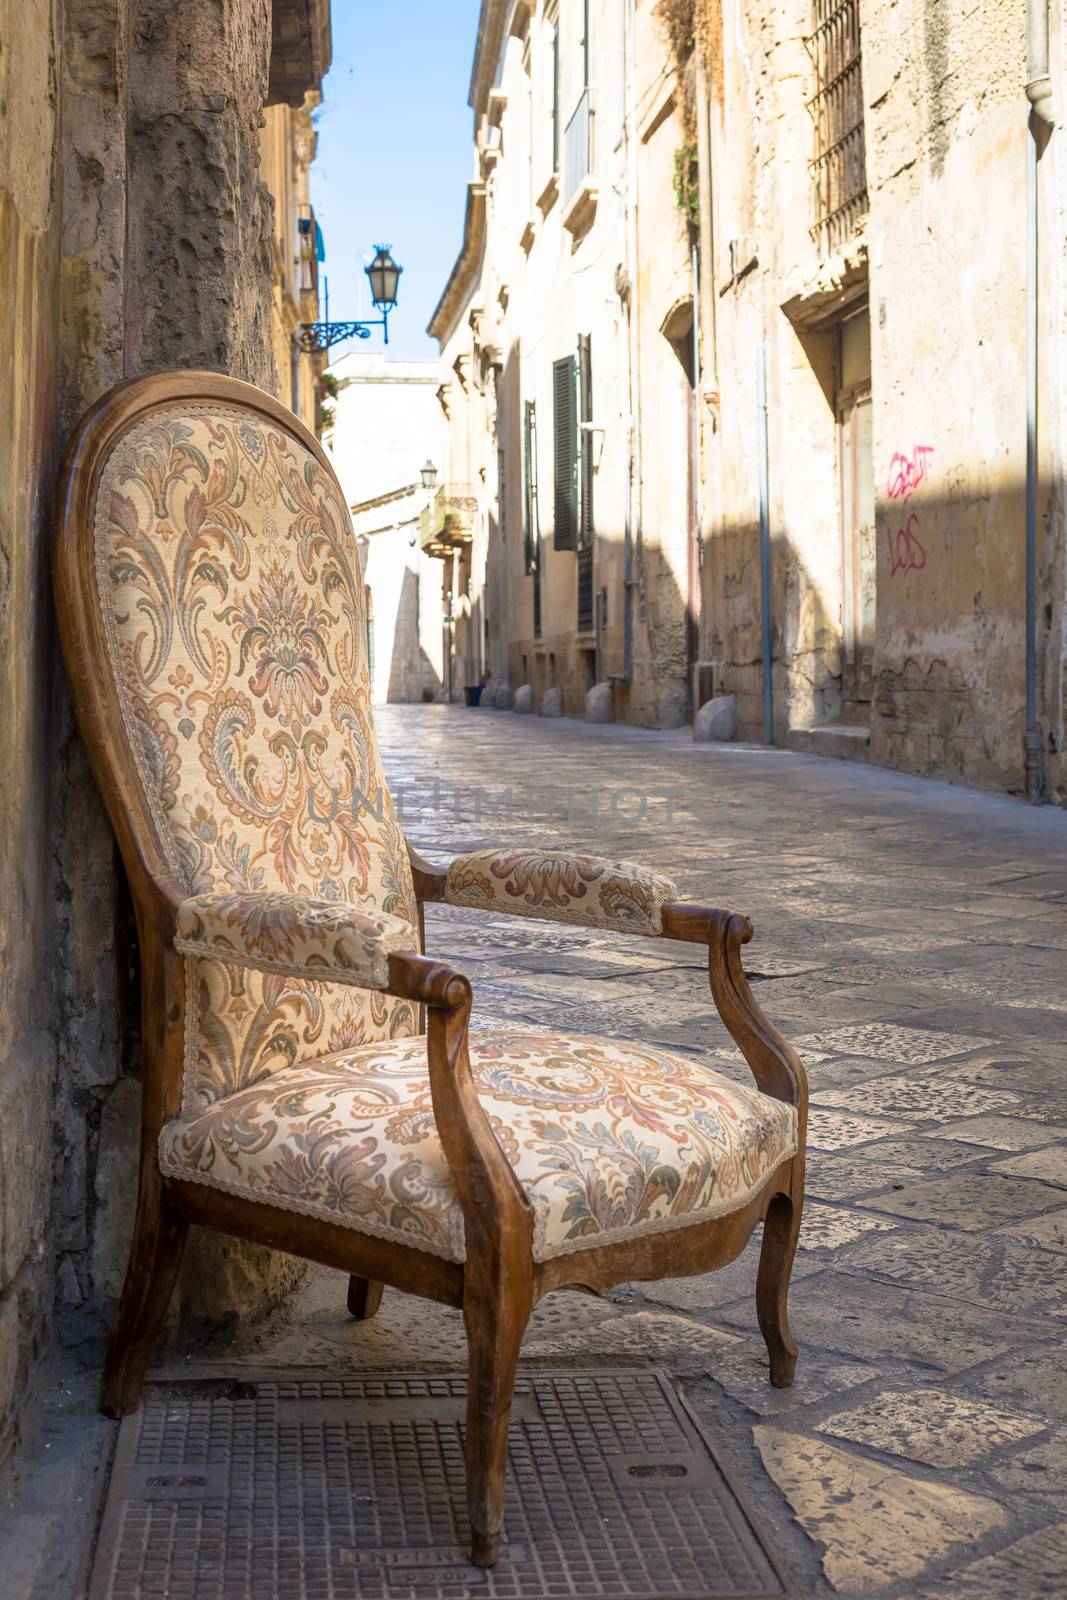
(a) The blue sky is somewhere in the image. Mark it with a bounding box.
[310,1,483,361]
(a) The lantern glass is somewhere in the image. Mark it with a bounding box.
[366,246,401,310]
[420,459,438,490]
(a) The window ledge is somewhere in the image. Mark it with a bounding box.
[562,176,598,240]
[537,171,560,217]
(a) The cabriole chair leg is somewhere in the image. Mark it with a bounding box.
[347,1276,385,1320]
[100,1184,189,1419]
[756,1189,802,1388]
[463,1286,531,1567]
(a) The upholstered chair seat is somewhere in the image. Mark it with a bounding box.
[159,1028,799,1263]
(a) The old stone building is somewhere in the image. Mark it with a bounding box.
[432,0,1067,805]
[0,0,330,1478]
[262,94,328,435]
[429,0,696,725]
[327,351,446,704]
[695,0,1066,803]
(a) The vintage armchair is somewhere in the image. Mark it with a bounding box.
[54,372,807,1568]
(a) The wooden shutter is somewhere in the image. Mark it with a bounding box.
[578,333,593,548]
[553,355,578,550]
[523,399,539,574]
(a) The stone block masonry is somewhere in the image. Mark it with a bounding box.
[0,0,330,1491]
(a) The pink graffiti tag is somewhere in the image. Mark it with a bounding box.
[885,446,933,576]
[886,446,934,505]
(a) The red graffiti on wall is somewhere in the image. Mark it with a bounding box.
[887,446,934,503]
[886,445,933,575]
[888,512,927,575]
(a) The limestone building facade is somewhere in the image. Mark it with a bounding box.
[432,0,1067,805]
[0,0,330,1479]
[696,0,1067,803]
[326,352,446,704]
[429,0,697,726]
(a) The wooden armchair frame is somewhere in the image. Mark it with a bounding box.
[54,373,807,1569]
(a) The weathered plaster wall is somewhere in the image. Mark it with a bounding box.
[0,0,61,1469]
[865,0,1028,789]
[704,0,1062,798]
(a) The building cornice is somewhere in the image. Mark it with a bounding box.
[268,0,332,108]
[468,0,509,116]
[349,483,420,517]
[427,183,488,346]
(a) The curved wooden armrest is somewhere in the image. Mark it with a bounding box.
[408,958,533,1275]
[711,909,806,1111]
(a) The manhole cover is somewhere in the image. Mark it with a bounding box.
[86,1370,785,1599]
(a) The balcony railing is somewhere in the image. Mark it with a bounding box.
[563,88,593,208]
[420,484,479,559]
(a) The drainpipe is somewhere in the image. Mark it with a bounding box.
[695,55,719,672]
[613,0,639,685]
[757,347,773,743]
[1025,2,1053,802]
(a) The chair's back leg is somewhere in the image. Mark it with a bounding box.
[100,1155,188,1417]
[463,1280,531,1567]
[756,1187,802,1387]
[347,1276,384,1320]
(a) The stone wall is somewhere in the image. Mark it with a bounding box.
[0,0,62,1472]
[701,0,1066,800]
[1,0,320,1482]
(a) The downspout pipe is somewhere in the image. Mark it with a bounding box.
[613,0,639,685]
[757,347,773,744]
[1025,1,1054,802]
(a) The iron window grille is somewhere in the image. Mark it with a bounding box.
[805,0,867,255]
[577,546,594,633]
[523,400,539,575]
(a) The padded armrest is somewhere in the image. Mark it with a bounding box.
[175,891,416,990]
[443,848,678,936]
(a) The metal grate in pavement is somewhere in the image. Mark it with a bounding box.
[86,1370,785,1600]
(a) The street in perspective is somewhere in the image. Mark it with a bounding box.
[3,1,1067,1598]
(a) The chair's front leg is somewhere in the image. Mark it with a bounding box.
[464,1261,532,1565]
[422,967,534,1566]
[756,1187,803,1386]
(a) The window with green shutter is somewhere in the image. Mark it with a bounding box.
[578,333,593,548]
[553,355,578,550]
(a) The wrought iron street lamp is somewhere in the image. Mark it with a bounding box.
[420,459,438,490]
[298,245,403,353]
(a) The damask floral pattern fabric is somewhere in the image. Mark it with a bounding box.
[94,407,420,1112]
[444,849,678,936]
[159,1028,797,1262]
[175,891,416,989]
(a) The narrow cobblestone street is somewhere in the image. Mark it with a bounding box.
[171,706,1067,1598]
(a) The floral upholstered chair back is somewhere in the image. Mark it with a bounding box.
[95,404,419,1113]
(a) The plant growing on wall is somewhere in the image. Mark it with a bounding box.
[674,143,700,227]
[655,0,708,226]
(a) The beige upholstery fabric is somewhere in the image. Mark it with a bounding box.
[175,891,416,990]
[444,849,678,936]
[159,1028,797,1263]
[93,407,420,1115]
